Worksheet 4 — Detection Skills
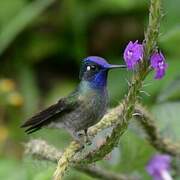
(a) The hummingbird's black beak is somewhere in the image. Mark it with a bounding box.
[108,64,127,69]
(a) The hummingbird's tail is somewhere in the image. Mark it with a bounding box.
[20,103,59,134]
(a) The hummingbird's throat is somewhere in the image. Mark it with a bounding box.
[89,70,108,88]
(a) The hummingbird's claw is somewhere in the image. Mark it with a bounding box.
[72,131,86,147]
[73,130,92,146]
[84,129,92,145]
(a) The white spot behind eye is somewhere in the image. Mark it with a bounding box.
[87,66,91,71]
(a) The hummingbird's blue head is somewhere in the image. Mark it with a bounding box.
[80,56,126,88]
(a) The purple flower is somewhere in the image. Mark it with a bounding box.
[150,52,168,79]
[123,40,143,69]
[146,154,172,180]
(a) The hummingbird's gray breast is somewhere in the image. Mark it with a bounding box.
[50,87,108,132]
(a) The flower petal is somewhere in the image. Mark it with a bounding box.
[150,51,168,80]
[146,154,172,180]
[123,40,143,70]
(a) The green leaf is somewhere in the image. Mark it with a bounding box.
[142,59,180,103]
[91,0,146,13]
[152,102,180,142]
[0,0,55,54]
[157,76,180,102]
[113,130,155,179]
[0,0,25,26]
[161,0,180,30]
[159,26,180,56]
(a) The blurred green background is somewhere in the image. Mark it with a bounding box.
[0,0,179,179]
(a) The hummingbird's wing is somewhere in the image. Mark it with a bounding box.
[21,93,79,134]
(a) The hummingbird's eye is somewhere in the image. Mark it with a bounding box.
[86,65,97,72]
[86,66,91,71]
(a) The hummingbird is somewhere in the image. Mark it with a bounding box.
[21,56,126,141]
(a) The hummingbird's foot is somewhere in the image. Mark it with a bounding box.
[73,131,86,148]
[73,130,91,146]
[84,129,91,145]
